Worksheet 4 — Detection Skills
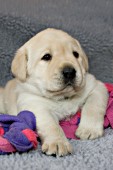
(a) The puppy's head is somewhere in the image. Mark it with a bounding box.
[11,28,88,99]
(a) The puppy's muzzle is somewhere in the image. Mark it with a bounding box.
[62,66,76,85]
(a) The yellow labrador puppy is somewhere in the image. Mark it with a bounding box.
[0,28,108,156]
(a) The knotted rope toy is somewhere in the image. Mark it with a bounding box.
[0,83,113,154]
[0,111,38,154]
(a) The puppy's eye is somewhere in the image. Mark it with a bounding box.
[41,54,52,61]
[73,51,79,58]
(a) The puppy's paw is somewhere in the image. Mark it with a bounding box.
[42,138,73,156]
[76,125,104,140]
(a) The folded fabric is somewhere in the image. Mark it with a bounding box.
[104,83,113,128]
[0,83,113,154]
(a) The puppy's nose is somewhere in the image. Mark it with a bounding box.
[62,66,76,83]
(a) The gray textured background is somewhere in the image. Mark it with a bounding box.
[0,0,113,170]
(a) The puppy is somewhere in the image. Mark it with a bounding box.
[0,28,108,156]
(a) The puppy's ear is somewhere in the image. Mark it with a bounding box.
[11,47,28,81]
[75,40,89,72]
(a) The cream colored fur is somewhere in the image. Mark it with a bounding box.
[0,28,108,156]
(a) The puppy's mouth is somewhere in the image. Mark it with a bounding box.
[47,82,76,94]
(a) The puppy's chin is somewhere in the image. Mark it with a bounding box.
[46,83,84,100]
[47,85,74,94]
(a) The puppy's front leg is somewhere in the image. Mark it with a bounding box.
[76,82,108,140]
[36,110,72,156]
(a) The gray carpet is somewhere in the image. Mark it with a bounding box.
[0,0,113,169]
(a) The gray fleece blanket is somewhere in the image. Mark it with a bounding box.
[0,0,113,169]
